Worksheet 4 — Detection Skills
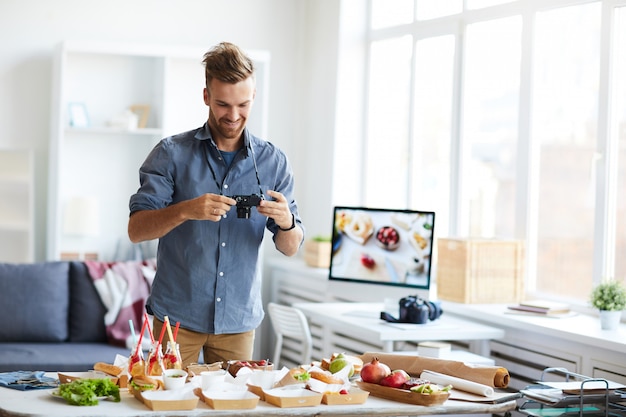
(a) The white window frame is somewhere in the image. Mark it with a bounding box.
[333,0,626,306]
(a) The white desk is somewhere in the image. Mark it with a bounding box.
[0,382,517,417]
[293,302,505,356]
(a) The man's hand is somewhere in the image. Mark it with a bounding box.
[257,190,303,256]
[257,190,293,228]
[187,193,236,221]
[128,193,235,243]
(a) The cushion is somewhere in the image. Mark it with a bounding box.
[0,343,132,373]
[68,262,108,343]
[0,262,70,342]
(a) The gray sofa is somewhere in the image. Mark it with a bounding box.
[0,261,134,372]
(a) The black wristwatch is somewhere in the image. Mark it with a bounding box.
[278,213,296,231]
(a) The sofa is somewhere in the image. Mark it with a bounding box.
[0,261,138,372]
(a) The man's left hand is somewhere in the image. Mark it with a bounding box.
[258,190,293,230]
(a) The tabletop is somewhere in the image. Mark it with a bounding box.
[0,381,517,417]
[293,302,505,353]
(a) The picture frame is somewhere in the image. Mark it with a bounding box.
[68,102,89,127]
[130,104,151,129]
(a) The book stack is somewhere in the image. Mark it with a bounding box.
[507,300,572,317]
[418,342,451,358]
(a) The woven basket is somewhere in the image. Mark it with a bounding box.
[436,238,524,304]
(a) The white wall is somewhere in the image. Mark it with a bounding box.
[0,0,339,261]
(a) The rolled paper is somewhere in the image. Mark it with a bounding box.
[420,370,494,397]
[359,352,510,388]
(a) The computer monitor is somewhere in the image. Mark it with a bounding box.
[328,206,435,300]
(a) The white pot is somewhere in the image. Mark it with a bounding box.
[599,310,622,330]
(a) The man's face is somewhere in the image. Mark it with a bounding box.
[204,77,255,144]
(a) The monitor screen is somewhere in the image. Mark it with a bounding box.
[329,206,435,291]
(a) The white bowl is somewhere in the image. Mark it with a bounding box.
[162,369,188,390]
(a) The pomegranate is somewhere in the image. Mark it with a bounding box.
[360,357,391,384]
[380,369,410,388]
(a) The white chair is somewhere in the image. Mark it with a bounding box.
[267,302,313,367]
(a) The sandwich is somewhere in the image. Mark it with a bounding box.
[128,375,163,394]
[289,367,311,382]
[93,362,122,377]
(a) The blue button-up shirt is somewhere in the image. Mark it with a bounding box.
[129,124,303,334]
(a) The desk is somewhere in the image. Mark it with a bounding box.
[0,382,516,417]
[293,302,505,356]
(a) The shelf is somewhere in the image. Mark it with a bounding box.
[48,41,270,261]
[519,368,626,417]
[65,127,162,136]
[0,149,33,263]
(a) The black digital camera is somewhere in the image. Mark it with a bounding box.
[232,194,264,219]
[379,295,443,324]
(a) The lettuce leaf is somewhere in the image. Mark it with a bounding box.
[58,378,120,406]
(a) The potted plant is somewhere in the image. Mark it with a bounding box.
[590,279,626,330]
[304,235,332,268]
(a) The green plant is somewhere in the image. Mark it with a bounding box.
[590,280,626,311]
[311,235,331,242]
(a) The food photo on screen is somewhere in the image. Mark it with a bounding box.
[329,206,435,289]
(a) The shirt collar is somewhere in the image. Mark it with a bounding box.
[195,123,251,157]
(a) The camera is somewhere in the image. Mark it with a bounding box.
[379,295,443,324]
[232,194,264,219]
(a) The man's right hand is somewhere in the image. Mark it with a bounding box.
[128,194,236,243]
[187,193,236,221]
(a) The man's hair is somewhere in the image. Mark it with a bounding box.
[202,42,255,86]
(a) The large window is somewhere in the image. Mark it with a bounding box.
[616,7,626,280]
[532,3,601,298]
[462,16,521,238]
[333,0,626,305]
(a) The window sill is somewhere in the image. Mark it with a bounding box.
[441,301,626,354]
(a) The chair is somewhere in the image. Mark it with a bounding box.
[267,302,313,367]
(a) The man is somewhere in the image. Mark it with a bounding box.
[128,42,304,368]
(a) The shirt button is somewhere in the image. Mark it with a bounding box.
[224,184,229,189]
[216,297,221,302]
[221,242,226,247]
[219,272,224,277]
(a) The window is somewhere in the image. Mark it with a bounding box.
[614,7,626,286]
[462,16,521,237]
[333,0,626,305]
[365,36,412,209]
[410,35,455,237]
[532,3,601,298]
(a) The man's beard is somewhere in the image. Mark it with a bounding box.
[209,113,245,140]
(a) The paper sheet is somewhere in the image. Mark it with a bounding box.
[420,370,494,396]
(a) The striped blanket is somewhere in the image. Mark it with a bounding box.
[85,259,156,347]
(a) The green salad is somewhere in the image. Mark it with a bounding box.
[58,378,120,406]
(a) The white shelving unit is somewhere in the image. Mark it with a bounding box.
[0,150,34,263]
[47,41,270,261]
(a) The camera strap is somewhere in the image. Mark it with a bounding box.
[379,311,402,323]
[247,142,264,196]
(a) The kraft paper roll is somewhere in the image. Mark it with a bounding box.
[359,352,510,388]
[420,370,494,397]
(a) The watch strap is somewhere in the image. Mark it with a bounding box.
[278,213,296,231]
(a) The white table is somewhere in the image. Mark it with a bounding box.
[293,302,505,355]
[0,381,517,417]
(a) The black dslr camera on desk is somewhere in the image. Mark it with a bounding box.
[380,295,443,324]
[232,194,264,219]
